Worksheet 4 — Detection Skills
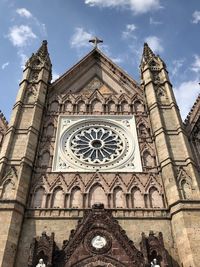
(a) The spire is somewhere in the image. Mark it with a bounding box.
[25,40,51,68]
[142,43,156,63]
[36,40,49,61]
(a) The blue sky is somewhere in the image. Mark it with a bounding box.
[0,0,200,120]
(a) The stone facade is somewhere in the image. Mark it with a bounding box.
[0,41,199,267]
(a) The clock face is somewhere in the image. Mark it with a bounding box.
[91,235,107,249]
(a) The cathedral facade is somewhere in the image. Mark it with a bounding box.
[0,41,199,267]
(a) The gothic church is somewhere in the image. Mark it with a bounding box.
[0,40,199,267]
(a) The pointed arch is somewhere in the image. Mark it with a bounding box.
[149,187,163,208]
[113,186,125,208]
[108,100,116,113]
[49,100,59,113]
[32,187,46,208]
[121,100,129,113]
[64,100,73,113]
[91,99,103,113]
[181,179,192,199]
[52,187,64,208]
[70,187,83,208]
[89,184,107,208]
[131,187,145,208]
[138,123,150,138]
[77,100,86,113]
[142,150,155,168]
[134,100,144,113]
[1,179,15,199]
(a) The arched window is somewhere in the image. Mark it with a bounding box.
[113,187,125,208]
[131,187,145,208]
[32,187,45,208]
[91,100,103,113]
[108,101,115,113]
[139,124,149,138]
[50,101,59,112]
[77,101,86,113]
[149,187,163,208]
[52,188,64,208]
[65,101,73,113]
[143,151,155,167]
[89,184,107,207]
[70,187,82,208]
[121,101,129,113]
[134,100,144,113]
[181,180,192,199]
[2,179,15,200]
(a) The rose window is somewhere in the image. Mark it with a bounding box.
[70,127,123,164]
[53,115,142,172]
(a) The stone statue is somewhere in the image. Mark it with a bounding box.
[36,259,46,267]
[150,258,160,267]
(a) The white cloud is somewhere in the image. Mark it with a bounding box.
[192,10,200,24]
[17,51,28,69]
[191,55,200,73]
[149,17,162,25]
[174,80,200,119]
[70,27,93,49]
[52,72,60,82]
[122,24,137,39]
[7,25,37,47]
[171,59,185,77]
[85,0,161,14]
[16,8,32,18]
[1,62,9,70]
[145,36,163,53]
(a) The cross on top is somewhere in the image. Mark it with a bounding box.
[89,36,103,48]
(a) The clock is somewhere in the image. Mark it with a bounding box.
[91,235,107,249]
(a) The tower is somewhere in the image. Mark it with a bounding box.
[0,41,199,267]
[0,41,52,267]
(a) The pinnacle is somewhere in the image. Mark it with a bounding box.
[142,42,156,62]
[36,40,49,61]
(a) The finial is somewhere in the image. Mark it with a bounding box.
[89,36,103,48]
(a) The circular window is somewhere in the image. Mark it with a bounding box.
[70,127,123,164]
[59,119,135,171]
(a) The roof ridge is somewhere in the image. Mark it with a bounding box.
[184,93,200,125]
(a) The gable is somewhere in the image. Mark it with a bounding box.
[49,49,142,101]
[63,203,144,267]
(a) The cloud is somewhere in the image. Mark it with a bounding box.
[85,0,161,14]
[149,17,162,25]
[1,62,10,70]
[70,27,93,49]
[17,51,28,69]
[192,10,200,24]
[171,59,185,77]
[52,72,60,82]
[16,8,32,18]
[191,55,200,73]
[16,7,47,36]
[7,25,37,47]
[174,80,200,119]
[145,36,163,53]
[122,24,137,39]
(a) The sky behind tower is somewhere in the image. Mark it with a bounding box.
[0,0,200,120]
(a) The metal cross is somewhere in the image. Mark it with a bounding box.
[89,36,103,48]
